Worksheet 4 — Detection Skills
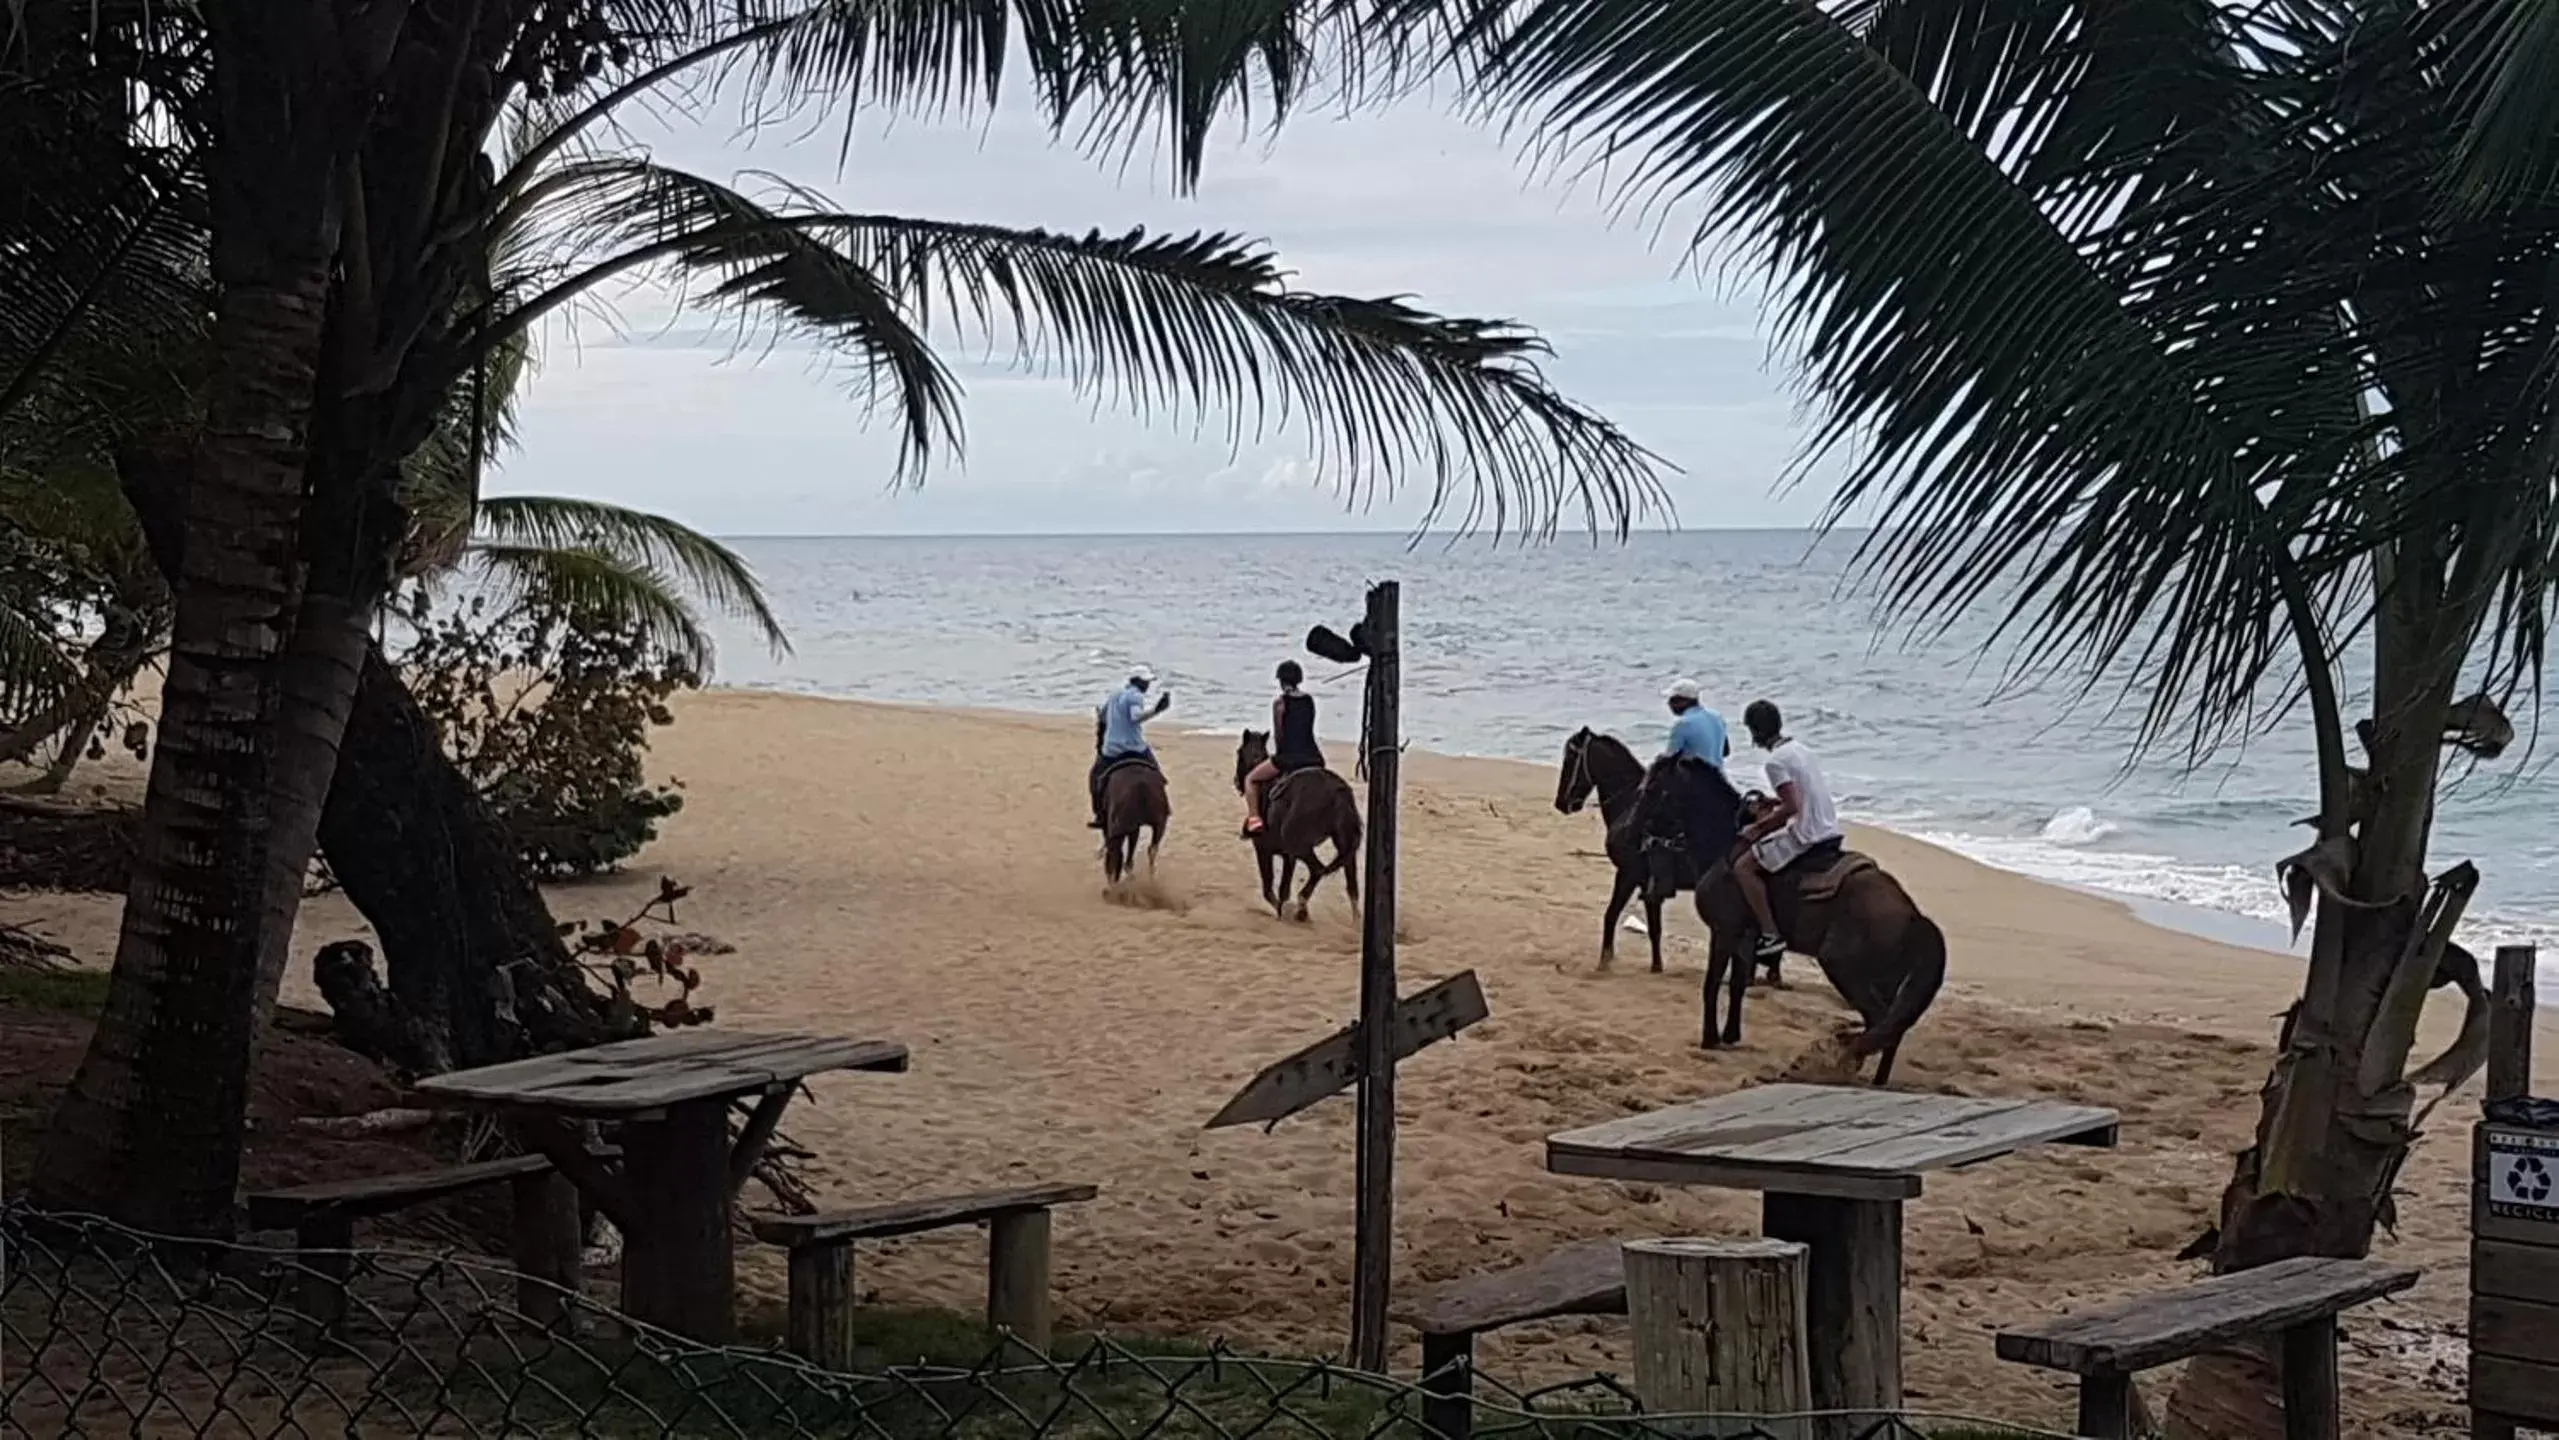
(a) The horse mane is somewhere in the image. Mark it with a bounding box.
[1638,753,1746,867]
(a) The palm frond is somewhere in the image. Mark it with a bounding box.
[2439,0,2559,211]
[473,496,789,656]
[461,541,718,675]
[1400,0,2394,756]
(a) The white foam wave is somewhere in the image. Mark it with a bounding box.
[2038,805,2119,846]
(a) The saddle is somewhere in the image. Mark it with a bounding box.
[1097,753,1162,784]
[1263,766,1323,812]
[1786,849,1874,905]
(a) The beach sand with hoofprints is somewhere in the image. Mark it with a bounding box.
[11,689,2552,1435]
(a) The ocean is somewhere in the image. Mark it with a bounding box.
[691,530,2559,981]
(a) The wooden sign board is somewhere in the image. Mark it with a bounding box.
[1207,970,1488,1131]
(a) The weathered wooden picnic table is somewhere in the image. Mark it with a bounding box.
[413,1029,908,1342]
[1547,1082,2118,1437]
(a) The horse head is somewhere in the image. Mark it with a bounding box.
[1555,728,1597,814]
[1635,755,1747,865]
[1234,728,1270,793]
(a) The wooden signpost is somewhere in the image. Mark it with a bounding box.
[1205,580,1474,1374]
[2471,943,2556,1440]
[1351,580,1403,1373]
[1207,970,1489,1130]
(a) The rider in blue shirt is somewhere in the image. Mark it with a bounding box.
[1661,678,1729,770]
[1090,665,1170,827]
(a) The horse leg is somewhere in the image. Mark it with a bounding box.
[1700,937,1730,1049]
[1721,930,1750,1047]
[1146,823,1162,872]
[1255,844,1277,909]
[1599,867,1637,971]
[1643,888,1666,975]
[1871,1037,1903,1088]
[1336,832,1360,917]
[1294,852,1325,922]
[1274,854,1299,919]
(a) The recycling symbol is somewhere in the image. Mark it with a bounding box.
[2512,1154,2554,1203]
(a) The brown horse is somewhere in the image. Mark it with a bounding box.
[1093,709,1169,885]
[1555,727,1781,984]
[1234,730,1362,922]
[1634,753,1945,1085]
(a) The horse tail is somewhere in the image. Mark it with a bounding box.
[1861,912,1947,1057]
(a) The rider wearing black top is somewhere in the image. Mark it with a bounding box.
[1243,660,1322,834]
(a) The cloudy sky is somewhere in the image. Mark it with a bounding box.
[496,78,1840,538]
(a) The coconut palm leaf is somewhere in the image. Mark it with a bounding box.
[495,155,1666,534]
[2439,0,2559,211]
[461,540,720,674]
[472,495,788,656]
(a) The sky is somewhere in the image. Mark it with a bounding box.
[494,74,1839,539]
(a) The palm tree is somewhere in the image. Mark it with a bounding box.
[10,3,1667,1236]
[1380,2,2557,1432]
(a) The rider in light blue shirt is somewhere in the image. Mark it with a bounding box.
[1661,678,1728,770]
[1091,664,1171,827]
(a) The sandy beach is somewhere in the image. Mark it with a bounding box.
[12,689,2555,1434]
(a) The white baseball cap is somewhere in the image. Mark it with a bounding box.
[1130,664,1157,684]
[1665,678,1701,702]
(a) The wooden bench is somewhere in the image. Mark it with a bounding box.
[247,1152,590,1332]
[1995,1256,2419,1440]
[750,1182,1097,1366]
[1388,1239,1629,1440]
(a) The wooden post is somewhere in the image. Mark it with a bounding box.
[786,1242,855,1370]
[618,1097,737,1342]
[510,1168,584,1331]
[1622,1237,1811,1437]
[2487,945,2536,1106]
[2074,1374,2135,1440]
[1419,1331,1474,1440]
[1762,1193,1901,1440]
[292,1212,354,1339]
[1350,580,1402,1373]
[987,1209,1055,1354]
[2279,1315,2341,1440]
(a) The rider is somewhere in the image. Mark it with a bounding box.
[1241,660,1323,835]
[1090,664,1171,829]
[1732,698,1844,964]
[1660,679,1729,771]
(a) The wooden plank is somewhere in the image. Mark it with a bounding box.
[415,1032,907,1114]
[1545,1146,1921,1201]
[1389,1238,1630,1336]
[2473,1238,2559,1304]
[2471,1353,2559,1426]
[1206,970,1488,1130]
[1993,1257,2419,1376]
[2487,945,2536,1105]
[1813,1099,2121,1174]
[751,1183,1100,1245]
[246,1154,550,1226]
[1546,1084,1864,1156]
[1704,1093,2023,1165]
[2473,1293,2559,1368]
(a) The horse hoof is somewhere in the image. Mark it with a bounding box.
[1699,1035,1724,1051]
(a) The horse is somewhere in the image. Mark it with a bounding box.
[1092,708,1169,886]
[1554,727,1781,985]
[1233,729,1362,922]
[1633,753,1946,1086]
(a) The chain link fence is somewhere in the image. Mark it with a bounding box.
[1,1202,2070,1439]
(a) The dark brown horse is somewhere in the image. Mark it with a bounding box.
[1234,730,1362,922]
[1634,752,1945,1085]
[1093,709,1169,885]
[1554,728,1781,985]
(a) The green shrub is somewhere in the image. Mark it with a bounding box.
[400,586,695,880]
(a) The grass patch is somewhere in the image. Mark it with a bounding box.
[0,963,109,1016]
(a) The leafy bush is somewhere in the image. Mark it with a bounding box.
[399,585,695,879]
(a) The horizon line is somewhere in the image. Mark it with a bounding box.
[704,524,1867,541]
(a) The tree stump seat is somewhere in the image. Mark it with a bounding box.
[750,1181,1097,1367]
[1387,1238,1630,1440]
[1994,1256,2420,1440]
[246,1149,609,1334]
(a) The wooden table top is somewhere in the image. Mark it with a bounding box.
[413,1030,909,1116]
[1547,1082,2119,1200]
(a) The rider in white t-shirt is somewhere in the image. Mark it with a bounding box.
[1733,699,1844,964]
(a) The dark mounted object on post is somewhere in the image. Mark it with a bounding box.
[1306,623,1372,664]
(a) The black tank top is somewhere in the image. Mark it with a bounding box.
[1275,691,1322,766]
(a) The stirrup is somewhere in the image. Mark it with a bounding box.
[1752,932,1786,958]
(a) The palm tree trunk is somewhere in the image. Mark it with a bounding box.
[29,268,350,1236]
